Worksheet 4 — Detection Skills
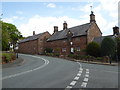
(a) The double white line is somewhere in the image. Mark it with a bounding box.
[2,55,49,80]
[66,62,83,89]
[81,69,89,88]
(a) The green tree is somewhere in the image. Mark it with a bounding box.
[1,21,21,51]
[86,42,101,57]
[101,37,116,57]
[116,37,120,61]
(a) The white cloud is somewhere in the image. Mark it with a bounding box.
[16,11,23,14]
[3,16,24,23]
[18,15,89,37]
[47,3,56,8]
[77,0,119,35]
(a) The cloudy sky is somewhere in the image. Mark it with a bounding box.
[1,0,119,37]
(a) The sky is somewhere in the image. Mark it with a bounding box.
[1,0,119,37]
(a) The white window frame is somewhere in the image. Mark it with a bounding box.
[62,48,66,52]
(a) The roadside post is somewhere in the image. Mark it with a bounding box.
[15,46,18,58]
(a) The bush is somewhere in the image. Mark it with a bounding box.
[2,53,16,63]
[116,37,120,61]
[54,53,59,57]
[86,42,101,57]
[101,37,116,57]
[45,53,59,57]
[44,48,53,53]
[96,57,103,61]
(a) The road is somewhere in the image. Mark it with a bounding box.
[2,54,118,89]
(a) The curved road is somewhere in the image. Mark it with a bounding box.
[2,54,118,89]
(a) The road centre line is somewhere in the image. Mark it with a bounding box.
[81,82,87,87]
[81,69,89,88]
[85,74,89,77]
[83,78,89,82]
[77,73,81,77]
[66,86,72,88]
[66,62,82,89]
[79,71,82,74]
[74,76,79,80]
[86,69,89,72]
[86,71,89,74]
[80,68,83,71]
[2,55,49,80]
[70,81,77,86]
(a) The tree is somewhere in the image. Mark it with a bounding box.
[116,37,120,61]
[101,37,116,57]
[1,21,22,51]
[86,42,101,57]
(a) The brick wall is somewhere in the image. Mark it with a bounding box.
[38,32,51,54]
[19,32,51,54]
[19,40,38,54]
[46,36,87,55]
[87,22,102,44]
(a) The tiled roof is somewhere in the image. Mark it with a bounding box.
[93,35,114,44]
[19,32,45,43]
[47,23,91,41]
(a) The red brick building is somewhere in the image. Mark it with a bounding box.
[18,31,51,54]
[46,11,102,56]
[19,11,103,55]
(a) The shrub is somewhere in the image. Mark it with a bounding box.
[96,57,103,61]
[44,48,53,53]
[116,37,120,61]
[101,37,116,57]
[86,42,101,57]
[54,53,59,57]
[2,52,16,63]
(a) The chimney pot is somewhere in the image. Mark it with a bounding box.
[90,11,96,23]
[33,31,35,35]
[113,26,119,35]
[54,26,58,33]
[63,21,67,30]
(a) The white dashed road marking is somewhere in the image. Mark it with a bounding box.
[83,78,89,82]
[80,68,83,71]
[79,71,82,73]
[81,82,87,87]
[85,74,89,77]
[86,71,89,74]
[66,86,72,88]
[77,73,81,77]
[86,69,89,72]
[66,62,82,89]
[70,81,77,86]
[74,76,79,80]
[81,69,90,88]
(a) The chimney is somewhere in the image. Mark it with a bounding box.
[63,21,67,30]
[90,11,96,23]
[33,31,35,35]
[54,26,58,33]
[113,26,119,35]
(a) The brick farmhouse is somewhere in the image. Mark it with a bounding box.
[46,11,102,56]
[18,11,119,55]
[18,31,51,54]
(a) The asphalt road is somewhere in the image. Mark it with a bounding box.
[2,54,118,89]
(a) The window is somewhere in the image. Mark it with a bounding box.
[62,48,66,52]
[76,47,80,51]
